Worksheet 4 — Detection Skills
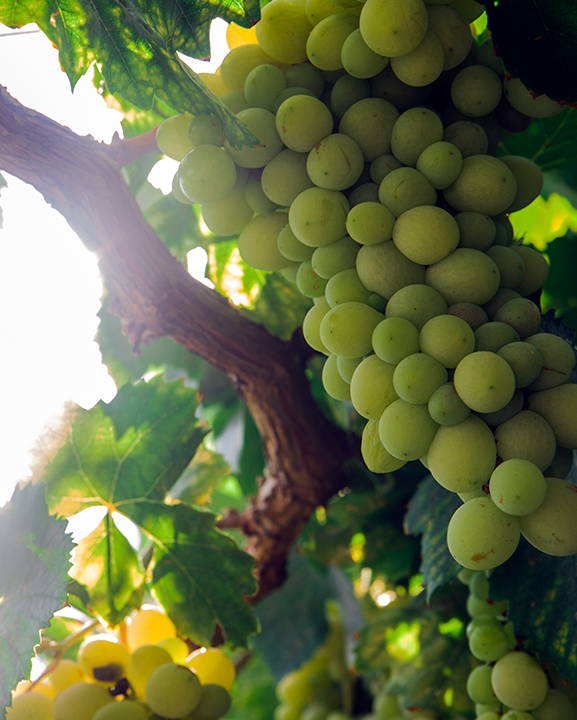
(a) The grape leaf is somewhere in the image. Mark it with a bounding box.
[404,476,461,600]
[0,483,73,714]
[489,537,577,685]
[542,235,577,335]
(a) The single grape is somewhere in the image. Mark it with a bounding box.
[466,596,508,620]
[255,0,313,63]
[306,134,364,191]
[390,31,445,87]
[419,314,475,369]
[447,302,488,331]
[510,245,549,297]
[201,188,254,237]
[531,688,577,720]
[339,97,400,162]
[306,12,359,70]
[426,248,501,306]
[493,299,540,341]
[393,205,460,265]
[468,621,510,662]
[467,665,497,704]
[186,684,232,720]
[297,259,329,297]
[393,352,448,405]
[93,701,149,720]
[289,187,349,247]
[275,95,334,153]
[187,115,223,146]
[326,268,372,306]
[6,692,54,720]
[346,202,395,246]
[527,383,577,449]
[491,651,548,710]
[341,28,389,79]
[53,682,114,720]
[391,107,444,167]
[455,212,495,251]
[186,647,236,690]
[454,351,516,414]
[520,477,577,556]
[350,354,398,419]
[451,65,502,117]
[179,145,237,204]
[127,607,177,653]
[372,317,420,364]
[261,149,315,207]
[320,301,384,358]
[379,167,437,217]
[497,342,543,388]
[239,213,294,272]
[49,659,83,695]
[525,333,577,391]
[146,663,202,718]
[500,155,544,213]
[127,644,173,698]
[426,5,472,70]
[468,570,489,600]
[379,399,439,461]
[244,64,287,111]
[385,284,448,330]
[494,410,556,472]
[77,636,130,687]
[361,418,406,473]
[356,241,426,300]
[444,155,517,216]
[156,114,194,160]
[427,382,470,426]
[322,354,351,401]
[312,236,359,279]
[359,0,428,57]
[158,637,190,664]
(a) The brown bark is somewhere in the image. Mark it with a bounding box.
[0,85,357,601]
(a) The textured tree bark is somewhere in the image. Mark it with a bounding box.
[0,85,358,601]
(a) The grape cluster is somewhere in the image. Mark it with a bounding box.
[458,568,577,719]
[7,607,234,720]
[158,0,577,573]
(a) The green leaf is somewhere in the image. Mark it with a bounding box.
[543,233,577,332]
[168,444,232,505]
[0,483,73,713]
[244,273,313,340]
[489,538,577,685]
[404,476,461,600]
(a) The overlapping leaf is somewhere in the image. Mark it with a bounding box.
[0,483,73,714]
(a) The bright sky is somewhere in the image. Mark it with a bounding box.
[0,19,229,506]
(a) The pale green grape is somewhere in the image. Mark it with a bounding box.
[7,693,54,720]
[297,259,329,297]
[323,354,351,400]
[359,0,428,57]
[520,477,577,556]
[330,74,371,117]
[454,351,516,413]
[393,352,448,404]
[186,684,232,720]
[502,711,539,720]
[156,113,194,160]
[493,299,540,341]
[491,652,548,711]
[392,205,460,265]
[244,64,287,111]
[158,637,189,664]
[303,299,331,353]
[428,382,470,425]
[53,682,114,720]
[467,596,509,622]
[455,212,495,251]
[306,0,361,26]
[306,134,364,191]
[219,89,250,113]
[346,202,395,245]
[201,188,254,237]
[483,288,522,320]
[525,333,577,391]
[447,302,488,330]
[443,155,517,216]
[419,314,475,369]
[289,187,349,246]
[337,355,363,382]
[510,246,549,297]
[477,389,524,428]
[531,688,577,720]
[468,622,510,662]
[276,95,334,152]
[179,146,237,204]
[379,399,439,460]
[261,149,315,206]
[146,664,202,718]
[50,659,84,694]
[312,235,359,278]
[415,141,463,190]
[255,0,314,64]
[219,44,286,92]
[93,701,148,720]
[385,283,448,330]
[77,636,130,687]
[238,213,294,271]
[278,224,315,262]
[128,644,173,698]
[350,354,398,419]
[497,342,542,389]
[273,86,317,114]
[341,28,389,79]
[284,62,325,96]
[378,167,437,217]
[390,31,444,86]
[447,497,520,570]
[357,241,426,299]
[468,570,489,599]
[245,177,280,214]
[485,247,526,290]
[326,268,372,306]
[172,171,193,204]
[225,108,283,168]
[451,65,502,117]
[503,76,566,118]
[372,317,420,364]
[500,155,544,213]
[390,107,444,167]
[467,665,496,705]
[339,98,400,161]
[457,567,476,585]
[306,12,359,70]
[320,301,383,357]
[443,120,489,158]
[427,415,496,492]
[425,248,501,305]
[127,607,177,652]
[426,5,472,70]
[276,669,312,706]
[474,322,520,353]
[489,459,546,516]
[370,154,403,184]
[361,418,409,472]
[187,115,223,146]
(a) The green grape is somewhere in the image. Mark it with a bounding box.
[77,636,130,687]
[93,701,149,720]
[468,622,510,662]
[467,665,496,704]
[245,177,280,214]
[531,688,577,720]
[322,353,352,400]
[379,399,439,460]
[276,95,334,153]
[239,213,294,271]
[156,113,194,160]
[219,44,286,92]
[391,107,444,167]
[307,134,364,191]
[444,155,517,216]
[491,651,548,711]
[493,299,540,340]
[447,497,521,570]
[525,333,577,391]
[372,690,400,719]
[427,415,496,492]
[390,31,445,87]
[127,607,177,652]
[297,259,329,297]
[455,212,495,251]
[350,354,398,419]
[326,268,373,306]
[339,98,400,161]
[501,711,536,720]
[178,145,237,204]
[447,302,488,330]
[320,301,384,358]
[520,477,577,556]
[278,222,315,262]
[503,76,566,118]
[426,4,472,70]
[312,235,359,278]
[172,171,193,205]
[426,248,501,305]
[53,682,114,720]
[359,0,428,57]
[483,288,522,320]
[385,283,448,330]
[219,89,250,113]
[303,299,331,353]
[443,120,489,158]
[477,389,524,429]
[306,0,360,26]
[415,141,463,190]
[457,567,476,585]
[393,352,448,405]
[489,459,546,516]
[158,637,189,664]
[127,644,173,699]
[485,247,526,290]
[451,65,502,117]
[187,115,223,147]
[273,86,317,113]
[392,205,460,265]
[225,108,283,168]
[337,355,363,382]
[494,410,556,471]
[346,201,395,245]
[468,570,489,599]
[281,262,300,283]
[370,154,403,185]
[284,62,325,96]
[510,245,549,297]
[341,28,389,78]
[255,0,314,64]
[261,149,315,207]
[201,188,254,237]
[276,669,312,707]
[362,419,407,474]
[289,187,349,246]
[428,382,470,426]
[458,488,486,502]
[372,317,420,364]
[244,64,287,111]
[378,167,437,217]
[306,12,359,70]
[50,659,84,694]
[274,702,302,720]
[497,342,543,388]
[474,322,520,354]
[186,684,232,720]
[146,664,202,718]
[419,314,475,369]
[357,241,426,299]
[454,351,516,413]
[330,74,371,117]
[500,156,544,214]
[466,594,509,620]
[7,693,54,720]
